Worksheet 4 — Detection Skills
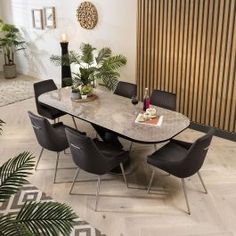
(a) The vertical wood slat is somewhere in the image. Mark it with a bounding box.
[137,0,236,133]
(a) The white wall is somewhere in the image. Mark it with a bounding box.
[1,0,137,84]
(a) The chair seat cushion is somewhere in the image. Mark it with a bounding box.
[94,138,123,157]
[147,142,188,176]
[93,138,129,170]
[170,139,192,150]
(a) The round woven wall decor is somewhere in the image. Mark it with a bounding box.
[76,1,98,29]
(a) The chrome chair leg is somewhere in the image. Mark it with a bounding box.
[120,163,128,188]
[54,152,60,183]
[35,148,44,170]
[129,141,133,152]
[181,179,191,215]
[154,144,157,151]
[147,170,155,193]
[95,176,101,211]
[72,116,78,130]
[197,171,208,194]
[64,149,70,155]
[69,168,80,194]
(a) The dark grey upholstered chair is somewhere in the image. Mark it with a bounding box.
[28,111,76,183]
[150,90,176,111]
[34,79,78,129]
[65,127,129,211]
[114,81,137,99]
[149,89,177,151]
[147,128,214,214]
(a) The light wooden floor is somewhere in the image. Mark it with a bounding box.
[0,98,236,236]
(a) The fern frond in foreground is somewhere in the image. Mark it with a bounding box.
[16,201,77,236]
[0,152,35,202]
[0,214,33,236]
[0,119,5,134]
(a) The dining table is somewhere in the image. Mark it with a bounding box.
[38,86,190,144]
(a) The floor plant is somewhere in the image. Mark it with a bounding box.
[0,19,26,78]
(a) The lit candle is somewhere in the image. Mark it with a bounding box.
[61,33,67,42]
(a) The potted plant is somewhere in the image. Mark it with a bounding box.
[80,84,93,99]
[0,19,26,79]
[71,83,81,100]
[50,43,127,91]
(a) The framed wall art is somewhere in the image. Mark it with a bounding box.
[44,7,56,29]
[32,9,43,29]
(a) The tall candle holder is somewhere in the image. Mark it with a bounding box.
[60,34,72,87]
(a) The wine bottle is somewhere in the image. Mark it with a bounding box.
[143,88,150,111]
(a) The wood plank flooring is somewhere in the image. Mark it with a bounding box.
[0,98,236,236]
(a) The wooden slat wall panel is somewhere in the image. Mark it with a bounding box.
[137,0,236,133]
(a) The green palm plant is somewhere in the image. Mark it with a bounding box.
[0,19,26,78]
[50,43,127,91]
[0,19,25,66]
[0,120,77,235]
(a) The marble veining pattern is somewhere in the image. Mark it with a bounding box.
[39,87,190,143]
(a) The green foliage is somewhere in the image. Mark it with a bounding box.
[50,43,127,90]
[0,19,26,65]
[80,84,93,95]
[0,214,33,236]
[80,43,96,65]
[16,201,77,236]
[0,119,5,134]
[95,47,111,64]
[101,55,127,71]
[0,152,35,202]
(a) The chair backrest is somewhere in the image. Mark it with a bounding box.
[180,129,215,178]
[114,81,137,99]
[34,79,57,115]
[65,128,109,175]
[150,90,176,111]
[28,111,66,152]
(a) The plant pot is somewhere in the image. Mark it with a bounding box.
[71,91,81,100]
[3,64,17,79]
[81,94,87,100]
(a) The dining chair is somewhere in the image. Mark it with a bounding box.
[146,128,214,214]
[150,89,177,151]
[28,111,84,183]
[114,81,137,99]
[65,127,129,211]
[34,79,78,129]
[150,90,176,111]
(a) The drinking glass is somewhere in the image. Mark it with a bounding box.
[131,95,139,115]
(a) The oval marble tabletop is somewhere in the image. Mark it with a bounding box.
[38,87,190,143]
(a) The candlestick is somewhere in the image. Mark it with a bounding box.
[60,40,72,87]
[61,33,68,42]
